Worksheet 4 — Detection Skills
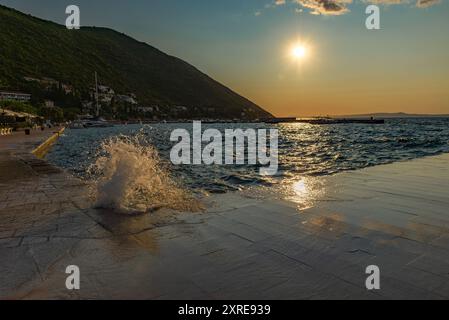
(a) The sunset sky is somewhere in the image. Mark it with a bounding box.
[1,0,448,116]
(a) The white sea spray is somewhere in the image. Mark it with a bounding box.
[88,133,201,214]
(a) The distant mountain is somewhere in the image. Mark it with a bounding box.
[333,113,449,119]
[0,5,272,119]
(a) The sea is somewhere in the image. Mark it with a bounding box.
[46,118,449,211]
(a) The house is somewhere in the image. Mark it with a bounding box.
[0,91,32,102]
[95,85,115,104]
[171,106,188,115]
[23,76,41,83]
[40,77,60,89]
[81,101,94,113]
[61,84,74,94]
[174,106,188,112]
[24,76,74,94]
[137,106,154,113]
[44,100,55,108]
[116,94,138,105]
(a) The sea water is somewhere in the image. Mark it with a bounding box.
[46,118,449,211]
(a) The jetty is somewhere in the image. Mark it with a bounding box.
[264,117,385,125]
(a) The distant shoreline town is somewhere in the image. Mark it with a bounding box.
[0,73,277,129]
[1,74,201,122]
[2,78,449,132]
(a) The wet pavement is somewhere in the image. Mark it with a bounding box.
[1,131,449,299]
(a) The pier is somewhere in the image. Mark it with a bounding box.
[264,118,385,125]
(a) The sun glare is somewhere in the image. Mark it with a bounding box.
[292,45,307,59]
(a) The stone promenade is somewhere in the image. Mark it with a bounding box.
[2,130,449,299]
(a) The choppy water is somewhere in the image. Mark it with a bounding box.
[47,118,449,195]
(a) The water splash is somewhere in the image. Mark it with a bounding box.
[88,133,201,214]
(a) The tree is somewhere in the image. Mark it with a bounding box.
[0,100,38,115]
[40,106,64,123]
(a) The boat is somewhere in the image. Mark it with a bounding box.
[68,73,114,129]
[83,117,114,128]
[68,117,114,129]
[68,121,86,129]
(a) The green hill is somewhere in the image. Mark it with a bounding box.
[0,5,272,120]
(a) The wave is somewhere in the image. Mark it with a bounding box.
[87,133,202,214]
[47,119,449,194]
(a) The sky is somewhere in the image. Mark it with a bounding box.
[1,0,448,117]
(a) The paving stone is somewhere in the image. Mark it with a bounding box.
[2,131,449,299]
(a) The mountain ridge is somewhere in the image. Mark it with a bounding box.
[0,4,272,119]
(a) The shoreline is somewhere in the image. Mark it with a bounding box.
[1,132,449,299]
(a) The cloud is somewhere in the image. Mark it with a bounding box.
[293,0,353,15]
[365,0,442,8]
[363,0,409,4]
[263,0,442,16]
[416,0,441,7]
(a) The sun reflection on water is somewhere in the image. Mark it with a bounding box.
[284,176,327,211]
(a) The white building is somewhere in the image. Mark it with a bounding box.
[174,106,188,112]
[137,106,154,113]
[44,100,55,108]
[116,94,138,105]
[96,85,115,104]
[0,91,32,102]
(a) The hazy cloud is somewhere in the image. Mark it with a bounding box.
[294,0,353,15]
[367,0,441,8]
[265,0,442,16]
[416,0,441,8]
[363,0,409,4]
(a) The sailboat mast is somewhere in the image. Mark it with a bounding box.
[95,71,99,117]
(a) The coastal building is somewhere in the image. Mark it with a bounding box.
[40,77,60,89]
[61,84,74,94]
[171,105,188,116]
[137,106,154,113]
[95,85,115,104]
[44,100,55,108]
[24,76,74,94]
[23,76,41,83]
[24,76,58,89]
[116,94,138,105]
[175,106,188,112]
[81,101,93,113]
[0,91,32,102]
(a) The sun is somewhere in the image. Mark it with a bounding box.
[291,44,308,60]
[285,39,314,68]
